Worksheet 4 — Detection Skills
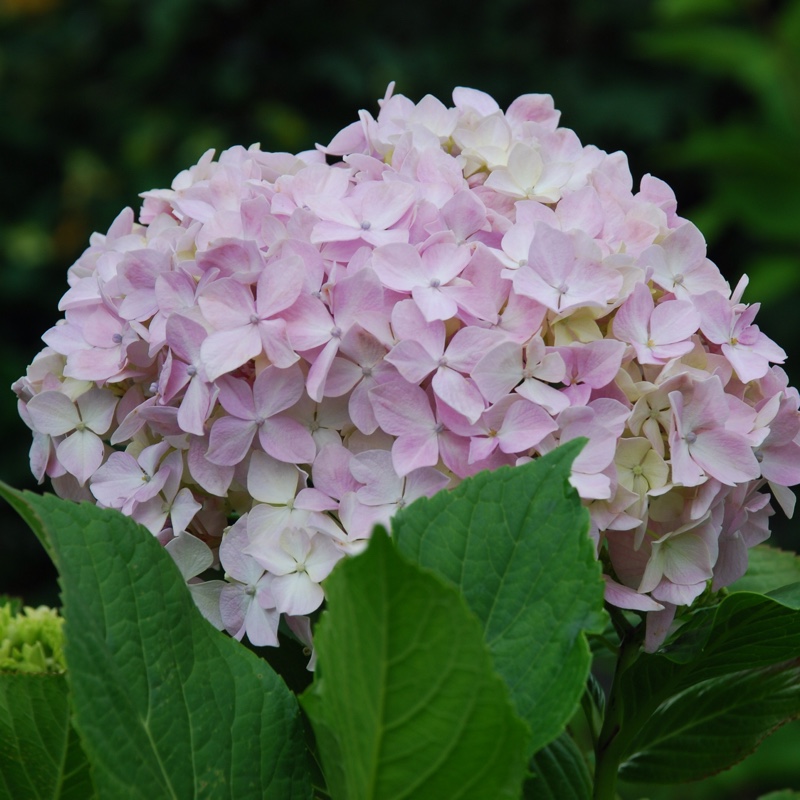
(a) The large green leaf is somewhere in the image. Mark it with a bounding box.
[0,672,93,800]
[0,484,312,800]
[524,732,592,800]
[731,545,800,595]
[657,586,800,678]
[619,661,800,783]
[301,528,528,800]
[392,440,607,754]
[607,587,800,785]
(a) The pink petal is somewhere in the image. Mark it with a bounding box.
[432,368,485,423]
[761,442,800,486]
[165,532,213,581]
[691,429,760,486]
[217,376,256,419]
[219,518,261,583]
[392,431,440,476]
[384,339,438,384]
[351,449,402,505]
[411,285,459,322]
[371,243,425,292]
[304,534,343,582]
[722,343,770,384]
[370,381,435,436]
[497,400,557,452]
[201,325,262,381]
[259,416,317,464]
[612,282,652,345]
[206,416,257,465]
[472,342,523,403]
[177,377,212,436]
[603,576,664,612]
[187,437,234,496]
[76,389,118,435]
[258,318,299,369]
[198,278,255,330]
[244,598,280,647]
[306,338,342,402]
[269,572,324,616]
[27,391,80,436]
[89,452,146,506]
[359,181,416,230]
[65,347,125,382]
[56,429,104,486]
[247,451,301,504]
[253,365,306,418]
[255,254,305,318]
[170,489,202,535]
[166,313,207,364]
[650,299,700,346]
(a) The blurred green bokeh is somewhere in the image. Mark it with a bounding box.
[1,0,799,794]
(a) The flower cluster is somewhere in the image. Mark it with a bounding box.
[14,85,800,651]
[0,604,65,673]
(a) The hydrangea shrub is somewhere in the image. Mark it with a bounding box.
[14,84,800,653]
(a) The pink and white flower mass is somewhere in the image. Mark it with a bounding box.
[14,84,800,653]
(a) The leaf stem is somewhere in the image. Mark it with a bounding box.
[592,626,642,800]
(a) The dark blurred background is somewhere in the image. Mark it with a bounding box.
[1,0,799,794]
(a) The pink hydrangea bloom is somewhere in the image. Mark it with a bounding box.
[15,83,800,656]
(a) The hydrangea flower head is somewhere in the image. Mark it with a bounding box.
[0,603,65,673]
[14,84,800,654]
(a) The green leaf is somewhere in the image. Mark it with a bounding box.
[731,544,800,594]
[524,732,592,800]
[392,440,607,754]
[658,588,800,676]
[0,672,93,800]
[0,484,312,800]
[609,589,800,784]
[301,528,528,800]
[759,791,800,800]
[619,660,800,783]
[635,28,776,98]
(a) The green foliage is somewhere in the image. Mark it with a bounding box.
[2,440,800,798]
[0,672,93,800]
[301,529,529,800]
[0,482,312,800]
[393,439,607,756]
[731,544,800,595]
[599,587,800,786]
[524,733,593,799]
